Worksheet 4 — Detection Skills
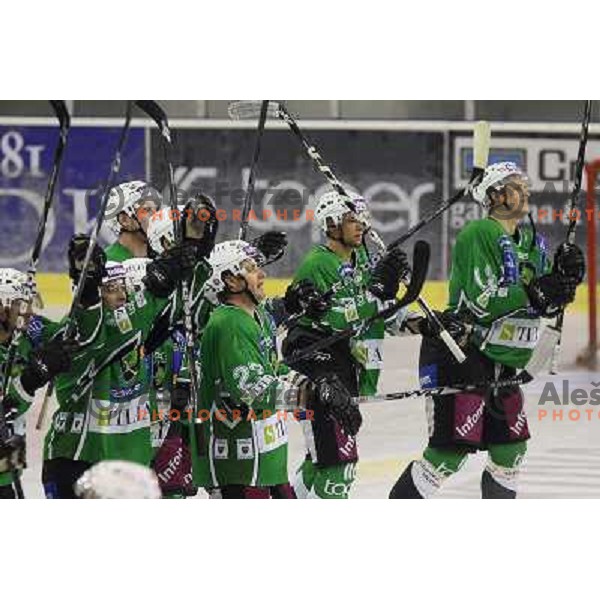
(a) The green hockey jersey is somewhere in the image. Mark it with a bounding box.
[105,242,134,262]
[196,304,293,488]
[0,316,61,487]
[448,217,551,368]
[292,244,383,395]
[44,292,174,466]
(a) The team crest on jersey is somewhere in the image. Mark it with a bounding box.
[121,347,141,383]
[338,262,355,281]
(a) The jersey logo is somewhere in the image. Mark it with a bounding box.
[236,438,254,460]
[213,438,229,460]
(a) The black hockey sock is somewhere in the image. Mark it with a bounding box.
[481,469,517,499]
[389,461,424,499]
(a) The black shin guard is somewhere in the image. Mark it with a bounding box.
[481,469,516,499]
[389,461,424,499]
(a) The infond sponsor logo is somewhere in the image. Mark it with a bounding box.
[537,380,600,422]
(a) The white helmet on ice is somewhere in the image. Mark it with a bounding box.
[0,268,42,308]
[471,162,528,207]
[105,180,162,236]
[75,460,161,499]
[122,258,151,293]
[203,240,265,304]
[314,190,359,234]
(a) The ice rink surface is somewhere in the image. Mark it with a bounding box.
[20,311,600,499]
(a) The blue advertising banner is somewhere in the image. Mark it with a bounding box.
[0,125,145,271]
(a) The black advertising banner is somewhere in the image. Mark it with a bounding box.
[150,128,445,277]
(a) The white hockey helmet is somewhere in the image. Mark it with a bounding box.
[347,192,372,230]
[105,180,162,236]
[146,207,182,256]
[102,261,127,285]
[0,268,42,309]
[122,258,151,293]
[203,240,265,304]
[314,190,359,234]
[471,162,528,207]
[75,460,162,499]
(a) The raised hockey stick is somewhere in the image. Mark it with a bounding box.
[285,240,430,367]
[353,370,534,405]
[0,101,70,498]
[230,101,466,362]
[389,120,491,248]
[239,100,269,241]
[228,101,491,251]
[134,100,201,416]
[35,101,133,431]
[549,100,593,375]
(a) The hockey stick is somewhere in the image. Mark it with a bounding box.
[134,100,201,417]
[354,370,534,405]
[229,100,385,253]
[35,101,133,431]
[229,101,471,363]
[228,101,491,250]
[549,100,593,375]
[388,120,491,249]
[285,240,430,367]
[0,101,70,498]
[239,100,269,241]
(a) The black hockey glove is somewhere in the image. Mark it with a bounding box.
[418,310,472,348]
[251,231,288,264]
[312,375,362,437]
[183,193,219,259]
[143,240,201,298]
[525,272,577,318]
[368,246,410,301]
[283,279,331,319]
[20,337,78,395]
[0,434,26,474]
[553,243,585,285]
[68,234,106,307]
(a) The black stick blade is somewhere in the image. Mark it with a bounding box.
[49,100,70,130]
[399,240,430,307]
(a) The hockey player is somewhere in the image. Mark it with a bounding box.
[0,269,75,498]
[282,191,409,498]
[42,214,215,498]
[389,162,584,499]
[196,240,361,499]
[104,180,162,261]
